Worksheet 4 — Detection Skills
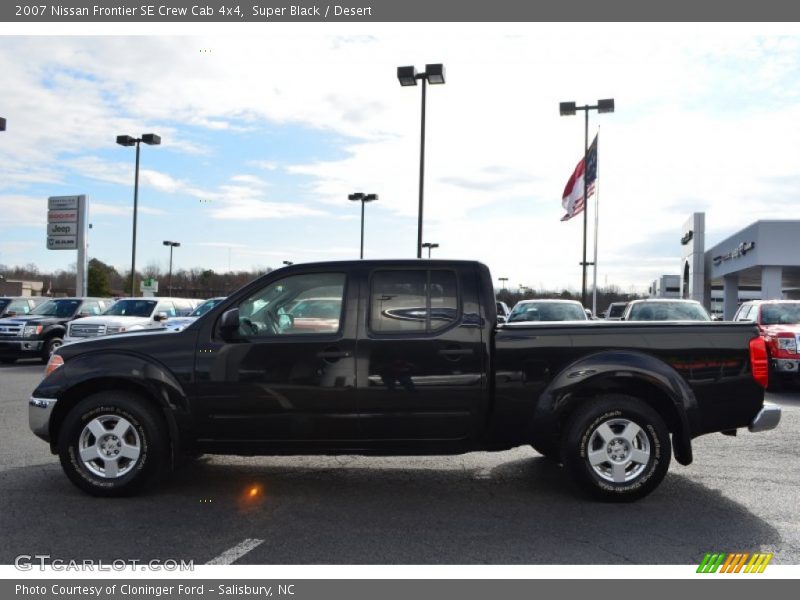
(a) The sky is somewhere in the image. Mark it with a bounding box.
[2,24,800,294]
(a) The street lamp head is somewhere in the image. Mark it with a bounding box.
[283,260,293,266]
[597,98,615,113]
[163,240,171,246]
[397,66,418,87]
[116,134,136,147]
[348,193,365,201]
[559,102,577,116]
[163,240,180,247]
[425,64,446,85]
[0,117,6,131]
[363,193,379,203]
[141,133,161,145]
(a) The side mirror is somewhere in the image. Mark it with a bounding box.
[78,312,89,318]
[219,308,240,340]
[497,315,507,324]
[154,312,169,322]
[278,313,294,331]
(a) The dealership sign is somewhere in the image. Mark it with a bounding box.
[713,241,755,266]
[46,195,89,296]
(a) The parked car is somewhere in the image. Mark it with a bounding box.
[30,259,777,502]
[621,299,711,322]
[0,297,112,363]
[734,300,800,389]
[496,301,511,322]
[0,296,47,318]
[604,302,628,320]
[63,297,198,343]
[164,297,225,332]
[507,299,588,322]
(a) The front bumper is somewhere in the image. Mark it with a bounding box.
[0,339,44,357]
[748,403,781,433]
[29,396,57,441]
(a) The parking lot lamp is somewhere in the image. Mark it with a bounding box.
[397,64,446,258]
[348,193,379,259]
[163,241,180,295]
[283,261,294,266]
[117,133,161,296]
[559,99,614,309]
[498,277,508,291]
[421,242,439,259]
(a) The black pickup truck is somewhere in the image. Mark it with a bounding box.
[29,260,780,501]
[0,297,111,363]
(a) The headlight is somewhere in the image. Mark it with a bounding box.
[23,325,43,337]
[106,326,126,334]
[777,337,797,352]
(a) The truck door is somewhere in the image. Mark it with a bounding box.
[355,265,486,444]
[191,270,360,443]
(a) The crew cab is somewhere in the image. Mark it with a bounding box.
[0,296,47,318]
[0,297,111,363]
[29,260,779,502]
[63,297,198,343]
[734,299,800,389]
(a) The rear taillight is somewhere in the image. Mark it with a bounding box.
[749,337,769,389]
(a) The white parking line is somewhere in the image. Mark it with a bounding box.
[206,538,265,565]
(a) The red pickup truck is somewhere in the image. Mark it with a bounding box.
[734,299,800,389]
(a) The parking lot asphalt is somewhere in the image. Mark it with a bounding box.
[1,359,799,565]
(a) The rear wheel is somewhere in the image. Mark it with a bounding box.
[57,391,168,497]
[561,394,671,502]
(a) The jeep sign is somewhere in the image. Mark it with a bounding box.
[46,194,88,296]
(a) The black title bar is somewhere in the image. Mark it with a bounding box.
[4,0,800,22]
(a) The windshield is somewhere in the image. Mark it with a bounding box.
[608,304,627,318]
[31,299,80,318]
[760,303,800,325]
[102,299,157,318]
[189,298,224,318]
[627,302,710,321]
[508,302,587,322]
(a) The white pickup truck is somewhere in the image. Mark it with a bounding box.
[63,297,198,343]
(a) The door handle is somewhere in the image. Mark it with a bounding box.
[317,349,351,361]
[438,348,473,357]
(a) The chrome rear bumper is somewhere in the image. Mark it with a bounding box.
[748,403,781,433]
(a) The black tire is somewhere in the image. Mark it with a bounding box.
[41,337,63,363]
[57,391,169,497]
[0,358,16,364]
[561,394,671,502]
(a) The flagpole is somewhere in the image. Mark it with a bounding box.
[592,128,600,317]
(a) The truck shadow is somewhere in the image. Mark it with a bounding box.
[0,453,781,565]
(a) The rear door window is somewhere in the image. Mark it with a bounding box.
[369,270,459,334]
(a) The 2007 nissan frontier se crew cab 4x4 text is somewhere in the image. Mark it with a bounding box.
[28,260,781,502]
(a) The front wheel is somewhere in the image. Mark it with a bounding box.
[561,395,671,502]
[41,337,63,363]
[57,391,169,497]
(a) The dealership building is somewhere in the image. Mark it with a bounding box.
[675,213,800,319]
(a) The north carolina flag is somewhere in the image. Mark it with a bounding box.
[561,135,598,222]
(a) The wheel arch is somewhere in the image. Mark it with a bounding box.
[530,350,698,466]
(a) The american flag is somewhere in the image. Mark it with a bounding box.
[561,135,598,222]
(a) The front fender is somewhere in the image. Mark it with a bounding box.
[531,350,699,465]
[34,350,192,459]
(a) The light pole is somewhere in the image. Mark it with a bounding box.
[559,99,613,310]
[162,240,180,295]
[498,277,508,291]
[348,193,378,259]
[421,242,439,259]
[117,133,161,297]
[397,63,446,259]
